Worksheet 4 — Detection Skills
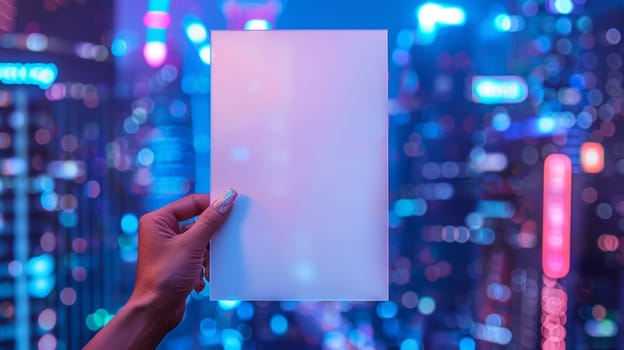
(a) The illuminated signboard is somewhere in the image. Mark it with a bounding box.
[542,154,571,279]
[0,63,58,89]
[471,75,528,104]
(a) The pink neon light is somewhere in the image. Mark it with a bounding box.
[143,42,167,67]
[540,277,568,349]
[143,11,171,29]
[580,142,604,174]
[542,154,571,279]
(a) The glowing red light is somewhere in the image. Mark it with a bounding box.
[542,154,571,279]
[143,11,171,29]
[580,142,604,173]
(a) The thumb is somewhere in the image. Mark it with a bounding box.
[185,188,238,246]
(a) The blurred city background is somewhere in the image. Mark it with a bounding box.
[1,0,623,349]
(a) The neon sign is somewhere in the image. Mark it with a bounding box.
[542,154,571,279]
[472,75,528,104]
[0,63,58,89]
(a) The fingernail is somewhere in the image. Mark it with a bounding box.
[212,188,238,214]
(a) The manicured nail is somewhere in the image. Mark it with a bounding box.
[212,188,238,214]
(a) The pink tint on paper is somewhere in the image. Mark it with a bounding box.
[210,30,388,300]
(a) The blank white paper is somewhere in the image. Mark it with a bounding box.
[210,30,388,300]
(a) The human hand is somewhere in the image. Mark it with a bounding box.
[83,190,237,350]
[130,189,238,330]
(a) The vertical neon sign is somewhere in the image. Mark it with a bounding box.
[143,0,171,67]
[542,154,571,279]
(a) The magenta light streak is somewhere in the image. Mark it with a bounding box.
[143,11,171,29]
[542,154,571,279]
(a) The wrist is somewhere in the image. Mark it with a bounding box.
[128,290,184,332]
[84,291,179,350]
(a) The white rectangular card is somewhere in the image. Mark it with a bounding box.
[210,30,388,300]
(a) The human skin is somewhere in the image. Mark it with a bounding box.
[83,190,238,350]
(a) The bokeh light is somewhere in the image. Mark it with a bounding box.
[2,1,624,349]
[143,42,167,67]
[269,314,288,335]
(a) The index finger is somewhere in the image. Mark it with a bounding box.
[155,194,212,222]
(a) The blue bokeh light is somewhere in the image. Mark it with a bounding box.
[323,331,346,349]
[494,14,511,31]
[394,198,427,217]
[459,337,476,350]
[59,212,78,228]
[421,122,441,138]
[28,276,56,298]
[418,296,436,315]
[218,300,241,311]
[199,318,218,337]
[536,116,557,134]
[120,247,138,263]
[111,38,128,56]
[236,302,254,320]
[270,314,288,335]
[137,148,155,166]
[584,318,618,337]
[555,17,572,35]
[401,338,420,350]
[27,254,54,277]
[121,213,139,234]
[492,112,511,131]
[396,29,415,49]
[221,328,243,350]
[377,301,399,319]
[552,0,573,14]
[470,228,496,245]
[40,191,58,211]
